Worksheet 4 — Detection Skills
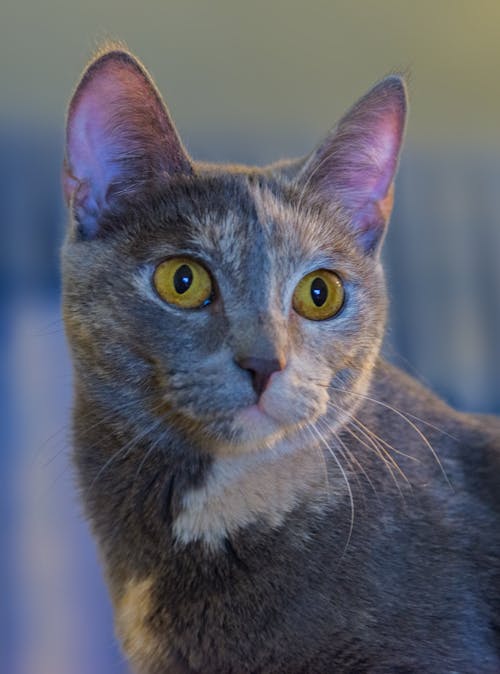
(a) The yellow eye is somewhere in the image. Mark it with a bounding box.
[292,269,345,321]
[153,257,213,309]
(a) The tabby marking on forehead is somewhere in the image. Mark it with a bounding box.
[187,207,251,271]
[247,180,348,262]
[172,435,335,548]
[248,181,294,227]
[247,181,310,251]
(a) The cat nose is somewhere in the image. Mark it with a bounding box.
[236,356,285,397]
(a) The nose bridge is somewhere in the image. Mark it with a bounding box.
[229,222,288,363]
[233,307,288,364]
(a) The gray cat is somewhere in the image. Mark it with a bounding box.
[62,45,500,673]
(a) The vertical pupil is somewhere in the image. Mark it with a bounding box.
[174,264,193,294]
[311,277,328,307]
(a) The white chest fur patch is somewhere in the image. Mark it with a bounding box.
[172,435,334,549]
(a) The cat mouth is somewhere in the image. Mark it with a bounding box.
[236,402,278,425]
[228,401,286,444]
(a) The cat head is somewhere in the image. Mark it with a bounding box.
[62,46,407,455]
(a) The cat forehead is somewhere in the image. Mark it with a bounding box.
[119,174,357,268]
[189,179,364,284]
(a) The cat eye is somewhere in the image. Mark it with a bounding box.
[292,269,345,321]
[153,257,213,309]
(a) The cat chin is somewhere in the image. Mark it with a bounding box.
[236,402,279,427]
[210,404,296,456]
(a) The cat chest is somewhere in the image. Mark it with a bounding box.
[170,444,335,549]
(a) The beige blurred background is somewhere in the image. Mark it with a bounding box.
[1,2,500,674]
[4,0,500,148]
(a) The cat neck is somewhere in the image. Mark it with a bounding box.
[172,426,335,549]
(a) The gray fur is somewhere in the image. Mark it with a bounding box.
[62,46,500,673]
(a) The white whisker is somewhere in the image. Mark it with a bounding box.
[89,416,164,491]
[316,416,366,498]
[329,385,452,488]
[308,423,355,560]
[303,423,332,496]
[329,401,413,487]
[320,417,380,499]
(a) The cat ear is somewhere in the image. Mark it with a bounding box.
[297,75,407,255]
[63,47,192,237]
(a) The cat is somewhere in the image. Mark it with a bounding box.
[62,44,500,673]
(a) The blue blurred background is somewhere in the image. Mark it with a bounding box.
[1,2,499,673]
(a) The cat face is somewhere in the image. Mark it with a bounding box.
[62,47,406,456]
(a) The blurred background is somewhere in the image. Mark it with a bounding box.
[1,1,500,672]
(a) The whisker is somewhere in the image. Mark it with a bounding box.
[39,398,144,467]
[328,400,408,480]
[316,417,365,498]
[303,423,331,496]
[404,411,459,442]
[342,407,420,463]
[329,386,452,488]
[31,317,66,337]
[328,400,421,463]
[329,401,413,486]
[347,417,411,493]
[308,423,355,560]
[88,416,164,491]
[322,398,413,503]
[320,418,380,499]
[345,419,407,502]
[310,375,455,440]
[132,428,167,489]
[37,425,72,467]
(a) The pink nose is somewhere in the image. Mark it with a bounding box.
[236,356,285,396]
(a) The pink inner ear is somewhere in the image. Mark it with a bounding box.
[335,98,405,211]
[63,51,191,222]
[367,117,401,199]
[301,76,407,253]
[66,78,118,207]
